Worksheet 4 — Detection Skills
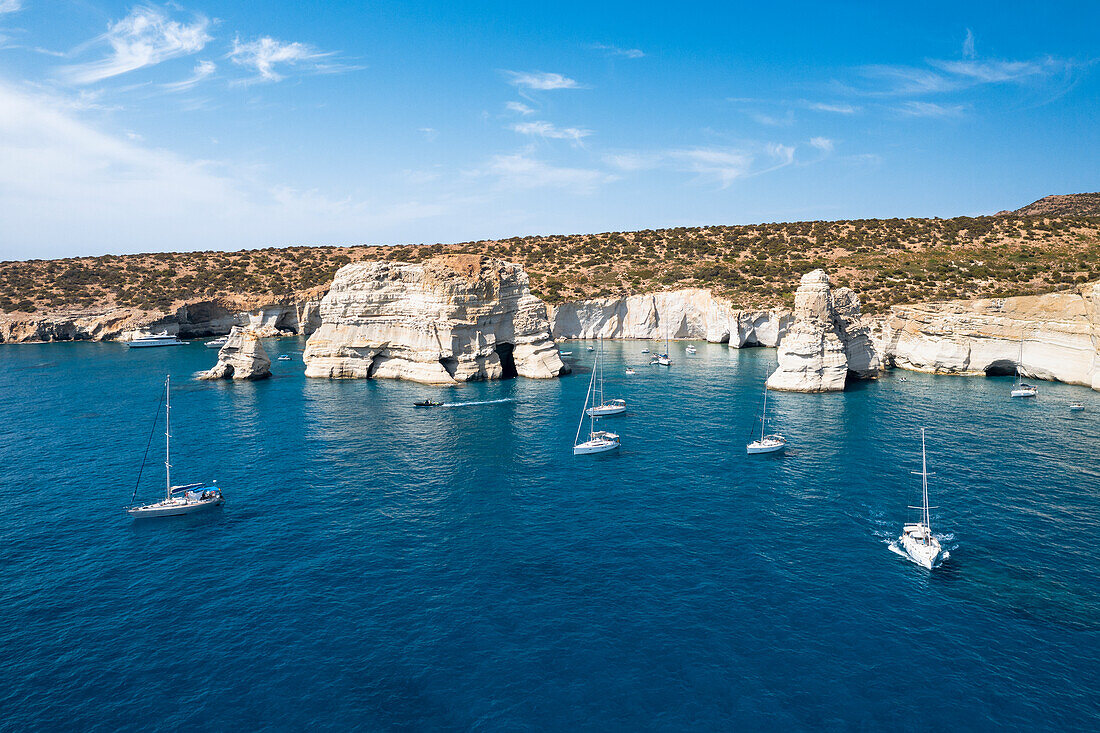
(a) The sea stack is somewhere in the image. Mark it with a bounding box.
[198,326,272,380]
[302,255,569,384]
[766,269,879,392]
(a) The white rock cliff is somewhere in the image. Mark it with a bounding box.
[766,270,880,392]
[198,326,272,380]
[549,288,791,346]
[302,255,568,385]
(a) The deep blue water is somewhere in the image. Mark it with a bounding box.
[1,338,1099,731]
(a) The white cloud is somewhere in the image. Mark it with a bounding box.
[605,143,798,188]
[589,43,644,59]
[808,102,858,114]
[418,127,438,141]
[896,101,965,117]
[228,36,334,82]
[504,70,582,90]
[477,152,610,193]
[672,148,754,186]
[751,109,795,127]
[928,58,1061,83]
[0,0,22,13]
[506,101,534,115]
[511,120,591,143]
[962,28,976,59]
[58,5,211,85]
[162,59,215,92]
[809,136,834,152]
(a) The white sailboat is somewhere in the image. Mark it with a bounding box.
[128,375,224,518]
[899,428,946,570]
[1010,338,1037,398]
[746,385,787,454]
[652,326,671,366]
[585,338,627,417]
[574,342,621,455]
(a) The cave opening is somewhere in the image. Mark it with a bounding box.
[984,360,1017,377]
[494,342,518,379]
[439,356,458,378]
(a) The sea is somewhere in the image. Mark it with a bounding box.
[1,338,1098,731]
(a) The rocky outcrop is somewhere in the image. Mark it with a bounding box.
[549,289,791,346]
[878,281,1100,391]
[766,270,880,392]
[198,326,271,380]
[303,255,568,385]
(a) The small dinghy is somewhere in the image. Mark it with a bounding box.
[413,400,443,408]
[640,348,650,354]
[128,375,224,519]
[625,368,636,376]
[586,346,595,352]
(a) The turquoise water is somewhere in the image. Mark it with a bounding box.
[1,339,1099,730]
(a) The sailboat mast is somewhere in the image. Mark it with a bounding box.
[921,428,930,534]
[164,374,171,500]
[761,387,768,441]
[599,337,604,405]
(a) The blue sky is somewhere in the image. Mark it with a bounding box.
[0,1,1097,260]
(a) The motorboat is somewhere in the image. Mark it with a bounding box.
[127,333,183,348]
[128,375,225,519]
[205,336,228,349]
[277,354,291,361]
[413,399,444,408]
[898,428,947,570]
[559,351,573,356]
[686,345,697,354]
[625,368,636,376]
[1070,402,1085,411]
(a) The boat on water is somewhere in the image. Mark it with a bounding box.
[413,399,443,408]
[585,338,627,417]
[127,333,183,348]
[625,368,636,376]
[746,385,786,454]
[651,328,672,366]
[205,336,228,349]
[574,339,621,455]
[587,346,595,352]
[899,428,947,570]
[1010,339,1037,398]
[1070,401,1085,411]
[685,345,697,354]
[640,348,650,354]
[559,351,573,356]
[277,354,291,361]
[128,375,224,519]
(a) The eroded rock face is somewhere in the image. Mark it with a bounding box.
[548,289,791,346]
[766,270,880,392]
[878,281,1100,390]
[302,255,568,384]
[198,326,271,380]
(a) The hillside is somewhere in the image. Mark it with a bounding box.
[1009,193,1100,217]
[2,213,1099,317]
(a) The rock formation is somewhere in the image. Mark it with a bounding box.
[548,289,790,346]
[766,270,880,392]
[198,326,272,380]
[302,255,568,385]
[878,281,1100,391]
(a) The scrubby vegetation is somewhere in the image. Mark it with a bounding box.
[2,214,1099,316]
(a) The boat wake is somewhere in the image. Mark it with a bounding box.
[441,398,517,408]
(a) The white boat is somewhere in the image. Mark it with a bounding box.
[277,354,291,361]
[686,345,697,354]
[640,348,650,354]
[746,385,787,454]
[585,338,627,416]
[128,375,224,519]
[1010,339,1037,398]
[205,336,228,349]
[652,327,672,366]
[127,333,183,348]
[1070,402,1085,411]
[625,368,636,376]
[559,351,573,356]
[574,339,621,455]
[898,428,946,570]
[586,346,595,352]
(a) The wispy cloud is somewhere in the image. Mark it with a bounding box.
[477,151,610,193]
[0,0,22,13]
[58,5,211,85]
[605,143,797,188]
[851,54,1077,98]
[963,28,976,59]
[511,120,591,144]
[896,100,965,117]
[928,57,1064,83]
[751,109,795,127]
[505,101,535,115]
[588,42,644,59]
[228,36,338,82]
[503,70,582,90]
[808,101,858,114]
[162,59,215,92]
[809,136,834,152]
[418,127,438,142]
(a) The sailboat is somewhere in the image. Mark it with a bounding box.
[1010,338,1038,398]
[899,428,946,570]
[128,375,224,518]
[652,325,672,366]
[574,342,621,455]
[746,384,787,454]
[585,338,626,417]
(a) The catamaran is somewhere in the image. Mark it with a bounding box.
[1010,338,1037,398]
[128,375,224,518]
[899,428,946,570]
[746,385,787,454]
[585,338,627,417]
[574,341,621,455]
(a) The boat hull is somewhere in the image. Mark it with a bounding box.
[127,340,184,348]
[1010,389,1037,398]
[746,440,785,454]
[129,495,223,518]
[586,405,626,417]
[573,440,620,455]
[899,533,944,570]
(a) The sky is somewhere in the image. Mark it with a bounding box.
[0,1,1097,260]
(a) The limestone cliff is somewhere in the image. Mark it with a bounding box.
[878,281,1100,391]
[198,326,272,380]
[549,289,790,346]
[302,255,568,384]
[766,270,880,392]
